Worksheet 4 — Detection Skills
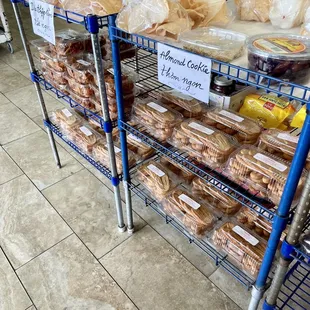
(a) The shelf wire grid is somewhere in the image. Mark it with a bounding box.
[44,120,113,180]
[19,0,108,28]
[112,26,310,105]
[128,180,255,289]
[277,262,310,310]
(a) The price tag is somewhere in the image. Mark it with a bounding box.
[158,43,211,103]
[30,0,55,45]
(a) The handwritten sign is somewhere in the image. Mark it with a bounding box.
[158,43,211,103]
[30,0,55,45]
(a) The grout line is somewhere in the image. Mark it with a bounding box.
[0,172,24,187]
[15,233,74,272]
[25,305,35,310]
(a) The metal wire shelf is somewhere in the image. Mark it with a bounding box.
[129,180,255,289]
[44,120,113,179]
[112,25,310,105]
[18,0,108,28]
[121,120,277,222]
[33,72,118,128]
[277,262,310,310]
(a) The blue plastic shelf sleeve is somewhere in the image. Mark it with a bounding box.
[86,15,99,34]
[255,111,310,289]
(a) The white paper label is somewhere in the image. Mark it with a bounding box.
[254,153,287,172]
[114,146,121,154]
[277,133,299,144]
[108,68,115,75]
[147,102,167,113]
[233,225,259,246]
[77,59,91,66]
[79,126,92,137]
[219,110,244,123]
[147,164,165,177]
[189,122,214,135]
[128,133,142,143]
[158,43,211,104]
[29,0,55,45]
[62,108,72,118]
[179,194,200,210]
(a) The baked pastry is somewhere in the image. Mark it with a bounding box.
[203,108,262,144]
[66,57,94,84]
[137,161,178,200]
[258,129,310,171]
[163,187,216,237]
[72,125,99,154]
[105,72,135,96]
[160,157,194,183]
[169,120,237,168]
[225,146,306,205]
[213,222,267,276]
[53,108,82,129]
[235,0,271,22]
[67,77,94,98]
[192,177,241,215]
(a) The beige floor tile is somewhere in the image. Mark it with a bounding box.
[25,306,35,310]
[131,195,218,277]
[0,49,30,72]
[17,235,137,310]
[0,147,23,185]
[0,249,32,310]
[0,93,10,106]
[101,226,240,310]
[209,268,253,310]
[0,102,40,145]
[43,169,146,258]
[0,175,72,268]
[5,85,64,118]
[0,65,31,93]
[4,131,83,190]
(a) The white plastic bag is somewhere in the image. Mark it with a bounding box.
[301,6,310,35]
[235,0,272,22]
[270,0,309,29]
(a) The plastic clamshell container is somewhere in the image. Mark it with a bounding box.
[136,160,181,201]
[160,157,194,184]
[162,187,219,238]
[160,89,204,117]
[92,141,136,174]
[225,146,307,205]
[43,68,67,86]
[169,119,238,168]
[258,129,310,171]
[68,89,97,111]
[247,34,310,83]
[44,75,69,95]
[67,76,94,98]
[203,108,263,144]
[50,29,87,56]
[212,221,267,276]
[192,177,242,215]
[132,99,184,142]
[65,54,95,84]
[180,27,247,62]
[51,108,83,131]
[126,132,155,159]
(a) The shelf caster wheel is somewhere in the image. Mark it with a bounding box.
[127,227,134,235]
[7,42,14,54]
[118,225,126,233]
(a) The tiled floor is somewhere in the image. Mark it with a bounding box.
[0,2,252,310]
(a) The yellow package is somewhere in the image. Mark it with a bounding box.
[291,106,306,128]
[239,94,296,129]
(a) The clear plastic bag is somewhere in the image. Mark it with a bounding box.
[235,0,271,22]
[270,0,309,29]
[301,6,310,36]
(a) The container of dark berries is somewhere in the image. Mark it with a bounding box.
[247,34,310,84]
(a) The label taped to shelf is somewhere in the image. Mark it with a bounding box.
[179,194,200,210]
[158,43,211,103]
[233,225,259,246]
[29,0,55,45]
[147,164,165,177]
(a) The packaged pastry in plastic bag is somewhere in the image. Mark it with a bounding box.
[203,108,262,144]
[180,27,246,62]
[65,55,94,84]
[258,129,310,170]
[192,177,241,215]
[235,0,271,22]
[291,105,306,129]
[225,145,306,205]
[239,94,296,129]
[67,77,94,98]
[52,108,83,130]
[213,221,267,276]
[162,187,219,238]
[169,119,238,168]
[270,0,309,29]
[301,6,310,36]
[137,160,180,201]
